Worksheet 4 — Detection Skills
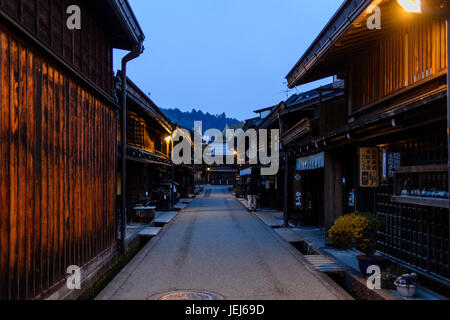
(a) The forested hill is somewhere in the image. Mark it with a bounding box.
[161,108,241,131]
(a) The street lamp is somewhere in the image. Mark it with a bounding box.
[398,0,450,264]
[165,133,174,209]
[397,0,422,12]
[398,0,450,15]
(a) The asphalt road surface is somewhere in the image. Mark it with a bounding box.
[96,186,348,300]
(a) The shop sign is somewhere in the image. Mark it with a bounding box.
[292,172,304,210]
[348,189,355,207]
[359,147,379,188]
[295,192,303,208]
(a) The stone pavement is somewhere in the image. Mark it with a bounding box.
[96,186,350,300]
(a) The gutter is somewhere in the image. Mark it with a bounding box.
[120,43,144,255]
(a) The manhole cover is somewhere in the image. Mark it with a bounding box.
[150,290,223,301]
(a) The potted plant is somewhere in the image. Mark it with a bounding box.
[355,212,387,274]
[327,213,365,250]
[394,273,418,297]
[328,212,387,274]
[381,264,409,290]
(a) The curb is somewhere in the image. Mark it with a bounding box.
[233,194,354,300]
[94,192,201,300]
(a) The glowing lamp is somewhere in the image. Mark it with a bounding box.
[397,0,422,13]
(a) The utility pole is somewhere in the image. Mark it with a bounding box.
[170,133,175,210]
[277,104,290,228]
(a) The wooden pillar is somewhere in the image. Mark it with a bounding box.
[283,152,289,227]
[324,150,344,229]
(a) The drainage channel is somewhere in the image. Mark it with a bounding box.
[290,241,320,256]
[288,240,361,300]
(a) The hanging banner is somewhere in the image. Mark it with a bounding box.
[296,152,325,171]
[240,168,252,177]
[292,173,304,210]
[359,147,379,188]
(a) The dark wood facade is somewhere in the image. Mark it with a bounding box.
[281,85,345,228]
[286,0,449,285]
[0,0,143,299]
[207,167,237,186]
[115,74,176,215]
[0,0,119,94]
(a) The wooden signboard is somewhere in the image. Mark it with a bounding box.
[292,173,304,210]
[359,147,380,188]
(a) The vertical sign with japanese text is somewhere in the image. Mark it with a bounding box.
[359,147,379,188]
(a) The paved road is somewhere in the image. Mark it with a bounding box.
[96,186,348,300]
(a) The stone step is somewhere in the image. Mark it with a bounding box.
[174,203,187,210]
[274,228,304,243]
[139,227,162,238]
[153,211,179,225]
[304,255,345,273]
[254,212,284,228]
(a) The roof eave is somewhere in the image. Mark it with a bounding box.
[286,0,372,88]
[115,72,173,134]
[109,0,145,49]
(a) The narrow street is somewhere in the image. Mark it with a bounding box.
[96,186,348,300]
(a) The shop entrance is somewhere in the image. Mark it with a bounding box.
[302,169,325,228]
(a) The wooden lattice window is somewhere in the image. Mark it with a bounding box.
[127,115,145,148]
[377,137,449,282]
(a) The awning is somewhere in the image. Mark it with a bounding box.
[240,168,252,176]
[296,152,325,171]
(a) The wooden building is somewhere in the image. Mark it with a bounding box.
[238,108,285,211]
[115,74,195,216]
[115,72,174,215]
[172,127,195,198]
[286,0,449,286]
[207,167,238,186]
[281,83,345,228]
[0,0,144,299]
[255,103,286,211]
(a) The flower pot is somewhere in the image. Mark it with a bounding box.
[395,284,417,298]
[357,255,388,275]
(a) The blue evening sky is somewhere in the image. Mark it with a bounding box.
[113,0,345,121]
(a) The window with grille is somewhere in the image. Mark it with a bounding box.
[127,115,145,148]
[377,136,449,282]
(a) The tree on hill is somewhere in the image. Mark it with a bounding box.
[161,107,240,132]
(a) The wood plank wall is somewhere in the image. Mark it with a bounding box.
[0,0,114,95]
[350,18,447,112]
[0,24,117,300]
